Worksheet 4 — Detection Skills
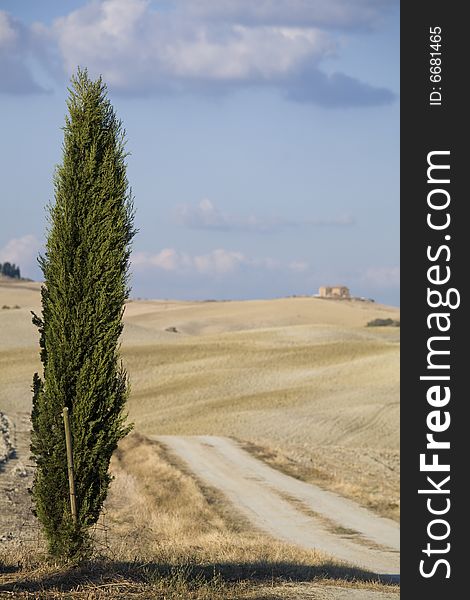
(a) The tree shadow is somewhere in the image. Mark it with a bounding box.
[0,558,399,594]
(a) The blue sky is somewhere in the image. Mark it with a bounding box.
[0,0,399,305]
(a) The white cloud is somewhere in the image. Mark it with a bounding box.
[43,0,394,106]
[132,246,309,275]
[163,25,330,80]
[1,0,396,104]
[177,198,269,231]
[177,198,226,229]
[0,234,40,267]
[135,248,181,271]
[132,247,246,274]
[177,199,355,232]
[193,249,245,273]
[52,1,331,89]
[362,266,399,287]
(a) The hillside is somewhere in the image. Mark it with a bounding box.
[0,279,399,521]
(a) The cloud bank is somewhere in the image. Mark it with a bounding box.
[132,246,309,275]
[176,199,354,232]
[1,0,396,107]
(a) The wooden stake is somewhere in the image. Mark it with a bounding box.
[63,407,77,524]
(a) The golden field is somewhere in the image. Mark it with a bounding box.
[0,279,399,519]
[0,279,399,598]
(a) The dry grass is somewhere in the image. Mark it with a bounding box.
[0,434,398,599]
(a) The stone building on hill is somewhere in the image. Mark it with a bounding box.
[318,285,350,299]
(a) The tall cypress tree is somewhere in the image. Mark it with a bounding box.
[31,68,135,560]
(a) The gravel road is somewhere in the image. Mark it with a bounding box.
[157,435,399,577]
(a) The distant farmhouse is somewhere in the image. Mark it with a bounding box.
[318,285,350,299]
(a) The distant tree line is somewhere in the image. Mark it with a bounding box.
[0,262,21,279]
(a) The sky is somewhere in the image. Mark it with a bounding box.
[0,0,399,305]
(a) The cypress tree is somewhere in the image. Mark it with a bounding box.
[31,68,135,560]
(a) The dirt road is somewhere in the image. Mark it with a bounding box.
[157,435,399,577]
